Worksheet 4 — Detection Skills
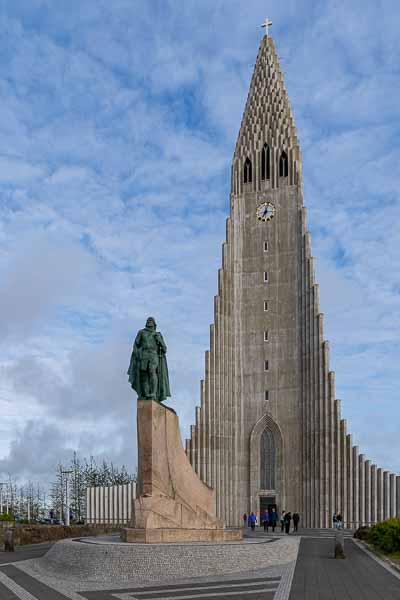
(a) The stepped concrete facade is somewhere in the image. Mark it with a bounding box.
[186,34,400,528]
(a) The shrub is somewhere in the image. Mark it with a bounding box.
[354,526,371,540]
[0,513,13,522]
[369,518,400,554]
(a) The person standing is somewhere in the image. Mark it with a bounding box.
[243,513,248,528]
[292,512,300,532]
[263,510,269,532]
[284,511,292,534]
[249,512,257,531]
[270,508,278,533]
[336,512,343,530]
[332,512,338,529]
[280,510,286,533]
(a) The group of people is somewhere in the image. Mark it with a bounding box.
[332,512,344,529]
[243,510,300,534]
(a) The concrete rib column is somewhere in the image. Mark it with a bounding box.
[214,296,222,517]
[227,222,235,525]
[352,446,359,528]
[396,476,400,518]
[358,454,365,526]
[340,420,347,525]
[195,407,201,475]
[217,268,225,519]
[190,425,196,467]
[383,471,390,520]
[204,351,211,486]
[199,382,205,481]
[346,434,353,528]
[334,400,341,518]
[328,372,336,524]
[389,474,396,518]
[209,325,216,490]
[306,252,314,526]
[302,233,309,526]
[364,460,371,527]
[220,262,228,522]
[322,341,330,528]
[377,468,383,522]
[317,313,325,528]
[310,275,320,528]
[371,465,377,525]
[301,229,309,526]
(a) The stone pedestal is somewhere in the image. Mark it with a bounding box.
[121,400,241,543]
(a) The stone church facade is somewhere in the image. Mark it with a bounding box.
[186,34,400,528]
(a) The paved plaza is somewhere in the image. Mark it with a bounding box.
[0,530,399,599]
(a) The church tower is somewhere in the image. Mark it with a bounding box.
[186,31,399,528]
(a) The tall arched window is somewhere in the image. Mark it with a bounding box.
[261,143,270,180]
[260,429,276,489]
[244,157,252,184]
[279,151,288,178]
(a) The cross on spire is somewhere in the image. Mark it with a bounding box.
[261,17,273,37]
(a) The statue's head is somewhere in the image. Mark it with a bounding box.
[145,317,156,330]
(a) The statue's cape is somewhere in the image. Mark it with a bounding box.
[127,343,141,396]
[157,351,171,401]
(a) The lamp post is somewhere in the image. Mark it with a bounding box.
[61,470,73,526]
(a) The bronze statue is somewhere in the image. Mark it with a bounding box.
[127,317,171,402]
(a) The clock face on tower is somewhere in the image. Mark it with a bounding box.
[256,201,275,222]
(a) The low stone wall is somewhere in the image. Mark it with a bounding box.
[35,536,300,584]
[0,524,121,547]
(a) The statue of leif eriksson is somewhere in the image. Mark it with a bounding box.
[127,317,171,402]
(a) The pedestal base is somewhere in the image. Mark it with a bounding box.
[121,527,242,543]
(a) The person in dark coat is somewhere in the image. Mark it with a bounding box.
[263,510,269,532]
[284,511,292,534]
[292,512,300,532]
[243,513,248,528]
[270,508,278,532]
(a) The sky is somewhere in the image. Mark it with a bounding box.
[0,0,399,488]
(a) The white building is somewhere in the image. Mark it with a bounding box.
[85,482,135,525]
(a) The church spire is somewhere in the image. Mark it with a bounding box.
[232,34,301,193]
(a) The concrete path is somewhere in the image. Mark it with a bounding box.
[0,532,399,600]
[289,537,400,600]
[0,543,53,564]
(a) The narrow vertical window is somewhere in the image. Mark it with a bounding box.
[261,143,271,180]
[264,360,269,371]
[264,241,269,252]
[264,301,269,311]
[279,150,288,177]
[260,429,276,489]
[264,271,268,282]
[264,331,269,342]
[244,157,252,184]
[264,390,269,401]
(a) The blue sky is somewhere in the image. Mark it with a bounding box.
[0,0,399,484]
